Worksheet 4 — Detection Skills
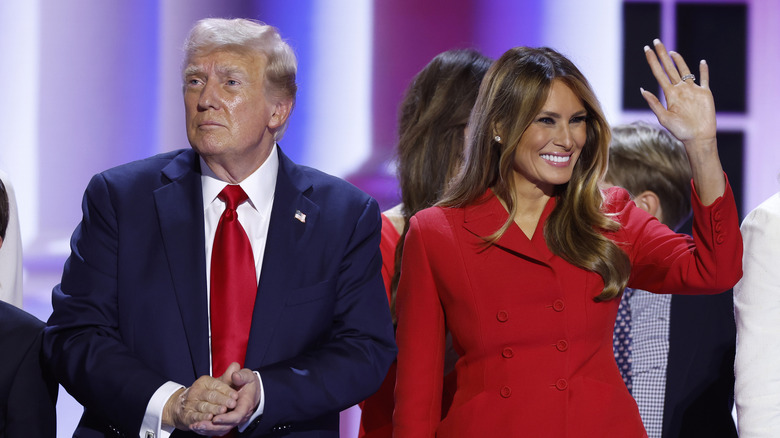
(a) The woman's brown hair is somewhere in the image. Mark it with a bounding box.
[438,46,630,301]
[390,49,493,316]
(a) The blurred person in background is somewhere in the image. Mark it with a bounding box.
[359,48,492,438]
[734,186,780,437]
[0,177,58,437]
[0,170,23,307]
[606,122,737,438]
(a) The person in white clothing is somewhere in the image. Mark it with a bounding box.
[0,170,23,308]
[734,190,780,437]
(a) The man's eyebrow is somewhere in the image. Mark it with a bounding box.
[215,65,249,77]
[183,65,202,77]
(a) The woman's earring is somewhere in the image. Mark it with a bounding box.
[494,135,502,143]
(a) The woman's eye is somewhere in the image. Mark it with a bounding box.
[571,116,587,124]
[537,117,554,124]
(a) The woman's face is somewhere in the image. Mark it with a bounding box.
[511,79,588,196]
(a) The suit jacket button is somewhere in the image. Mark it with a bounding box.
[552,299,565,312]
[716,234,725,244]
[502,347,514,358]
[556,340,568,351]
[500,386,512,398]
[496,310,509,322]
[555,379,568,390]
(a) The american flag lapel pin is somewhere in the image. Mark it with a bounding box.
[294,209,306,223]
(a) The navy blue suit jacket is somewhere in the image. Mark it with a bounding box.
[660,219,737,438]
[0,301,58,437]
[663,291,737,438]
[43,148,396,437]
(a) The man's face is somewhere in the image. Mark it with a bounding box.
[183,48,285,173]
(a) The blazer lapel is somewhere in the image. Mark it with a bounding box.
[154,150,210,378]
[244,148,320,367]
[462,190,555,264]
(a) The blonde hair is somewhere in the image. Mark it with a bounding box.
[606,122,692,230]
[439,46,630,301]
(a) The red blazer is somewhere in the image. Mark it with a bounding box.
[393,183,742,437]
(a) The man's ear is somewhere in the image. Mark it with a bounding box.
[268,98,293,130]
[634,190,663,222]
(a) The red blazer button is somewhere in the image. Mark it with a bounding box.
[496,310,509,322]
[502,347,514,358]
[552,299,565,312]
[716,234,725,244]
[556,340,569,351]
[555,379,568,390]
[500,386,512,398]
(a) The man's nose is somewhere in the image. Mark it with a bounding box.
[198,81,221,110]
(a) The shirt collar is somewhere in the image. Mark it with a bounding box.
[200,144,279,213]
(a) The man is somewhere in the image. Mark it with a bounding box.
[44,18,395,437]
[607,122,737,438]
[0,179,58,436]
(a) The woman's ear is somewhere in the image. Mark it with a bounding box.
[634,190,663,222]
[492,122,504,143]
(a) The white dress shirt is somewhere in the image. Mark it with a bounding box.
[0,170,23,308]
[735,191,780,437]
[140,146,278,438]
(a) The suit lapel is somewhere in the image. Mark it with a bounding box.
[244,149,319,367]
[462,190,555,264]
[154,150,210,378]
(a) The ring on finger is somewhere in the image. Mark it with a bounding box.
[680,73,695,83]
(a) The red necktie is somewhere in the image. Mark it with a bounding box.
[211,185,257,377]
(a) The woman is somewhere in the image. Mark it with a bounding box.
[393,41,742,436]
[359,48,492,438]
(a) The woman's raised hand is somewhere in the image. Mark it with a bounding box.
[641,38,724,205]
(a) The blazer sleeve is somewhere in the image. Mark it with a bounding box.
[393,214,447,438]
[43,173,168,432]
[251,197,397,433]
[734,193,780,437]
[616,176,742,294]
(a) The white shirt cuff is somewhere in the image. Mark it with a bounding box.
[140,381,183,438]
